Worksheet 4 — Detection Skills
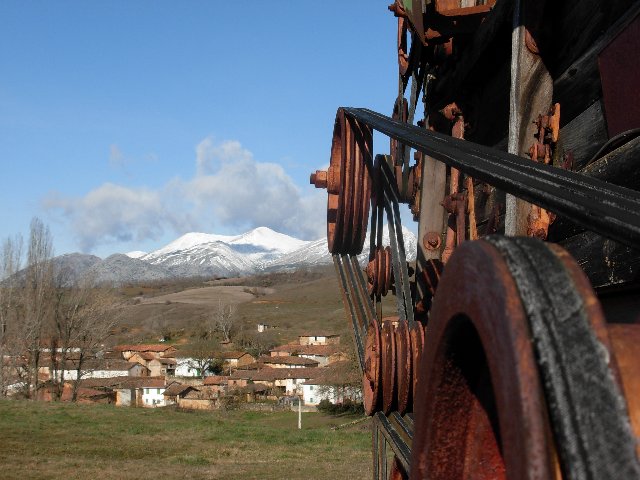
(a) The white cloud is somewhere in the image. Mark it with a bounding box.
[44,183,195,252]
[44,138,327,252]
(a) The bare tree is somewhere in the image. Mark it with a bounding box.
[68,286,121,402]
[22,218,54,399]
[48,271,100,400]
[178,341,223,379]
[212,300,237,343]
[0,235,23,396]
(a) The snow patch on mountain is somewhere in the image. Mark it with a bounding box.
[51,225,419,285]
[126,251,148,259]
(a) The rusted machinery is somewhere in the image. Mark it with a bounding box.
[311,1,640,478]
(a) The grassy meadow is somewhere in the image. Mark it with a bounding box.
[0,400,372,480]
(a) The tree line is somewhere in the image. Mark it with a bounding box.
[0,218,120,401]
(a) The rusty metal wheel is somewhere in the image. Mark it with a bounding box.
[410,238,640,479]
[409,321,425,412]
[367,246,394,296]
[395,320,411,415]
[390,455,409,480]
[363,319,382,415]
[311,108,372,254]
[381,319,398,415]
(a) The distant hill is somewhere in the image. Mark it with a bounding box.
[51,226,418,286]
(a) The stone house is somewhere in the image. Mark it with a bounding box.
[112,377,166,407]
[216,351,255,368]
[114,344,177,361]
[147,358,176,377]
[178,387,220,410]
[259,355,319,369]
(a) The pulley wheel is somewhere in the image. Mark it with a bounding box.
[363,319,382,415]
[381,319,397,415]
[411,238,640,479]
[395,320,411,415]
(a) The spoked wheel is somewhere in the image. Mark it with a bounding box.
[410,237,640,480]
[310,108,372,255]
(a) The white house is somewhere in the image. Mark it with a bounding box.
[302,379,362,406]
[301,364,362,406]
[48,359,148,381]
[142,384,166,407]
[174,356,202,377]
[298,333,341,346]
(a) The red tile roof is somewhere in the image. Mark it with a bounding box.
[163,383,194,397]
[203,376,228,386]
[259,355,319,366]
[230,367,320,382]
[298,333,339,338]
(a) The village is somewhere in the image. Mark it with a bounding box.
[27,328,363,412]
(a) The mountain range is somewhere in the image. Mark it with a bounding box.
[53,226,418,285]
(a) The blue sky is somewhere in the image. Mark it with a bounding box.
[1,1,408,258]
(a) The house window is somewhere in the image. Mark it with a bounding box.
[309,386,314,391]
[309,397,314,403]
[156,389,161,394]
[144,388,148,394]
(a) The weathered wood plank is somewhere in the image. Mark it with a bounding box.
[561,232,640,290]
[560,100,608,171]
[505,0,553,236]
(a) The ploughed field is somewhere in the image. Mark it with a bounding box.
[0,400,372,479]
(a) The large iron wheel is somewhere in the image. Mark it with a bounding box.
[410,237,639,479]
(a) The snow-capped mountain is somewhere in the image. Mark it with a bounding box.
[266,225,417,271]
[53,226,418,285]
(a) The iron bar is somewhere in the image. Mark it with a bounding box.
[343,108,640,248]
[381,160,415,325]
[333,255,365,372]
[374,411,413,474]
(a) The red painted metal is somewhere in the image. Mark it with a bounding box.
[599,14,640,137]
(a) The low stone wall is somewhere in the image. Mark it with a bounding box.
[239,402,288,412]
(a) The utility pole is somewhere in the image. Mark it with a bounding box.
[298,393,302,429]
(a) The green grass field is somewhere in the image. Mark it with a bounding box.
[0,400,373,480]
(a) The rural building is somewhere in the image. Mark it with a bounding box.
[42,359,148,381]
[269,344,347,366]
[228,368,319,396]
[128,351,156,367]
[174,354,203,377]
[202,375,228,396]
[302,367,362,406]
[114,344,177,361]
[37,382,115,404]
[259,355,319,369]
[162,382,197,405]
[111,377,166,407]
[178,387,221,410]
[298,333,341,346]
[216,351,255,368]
[147,357,176,377]
[269,344,299,357]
